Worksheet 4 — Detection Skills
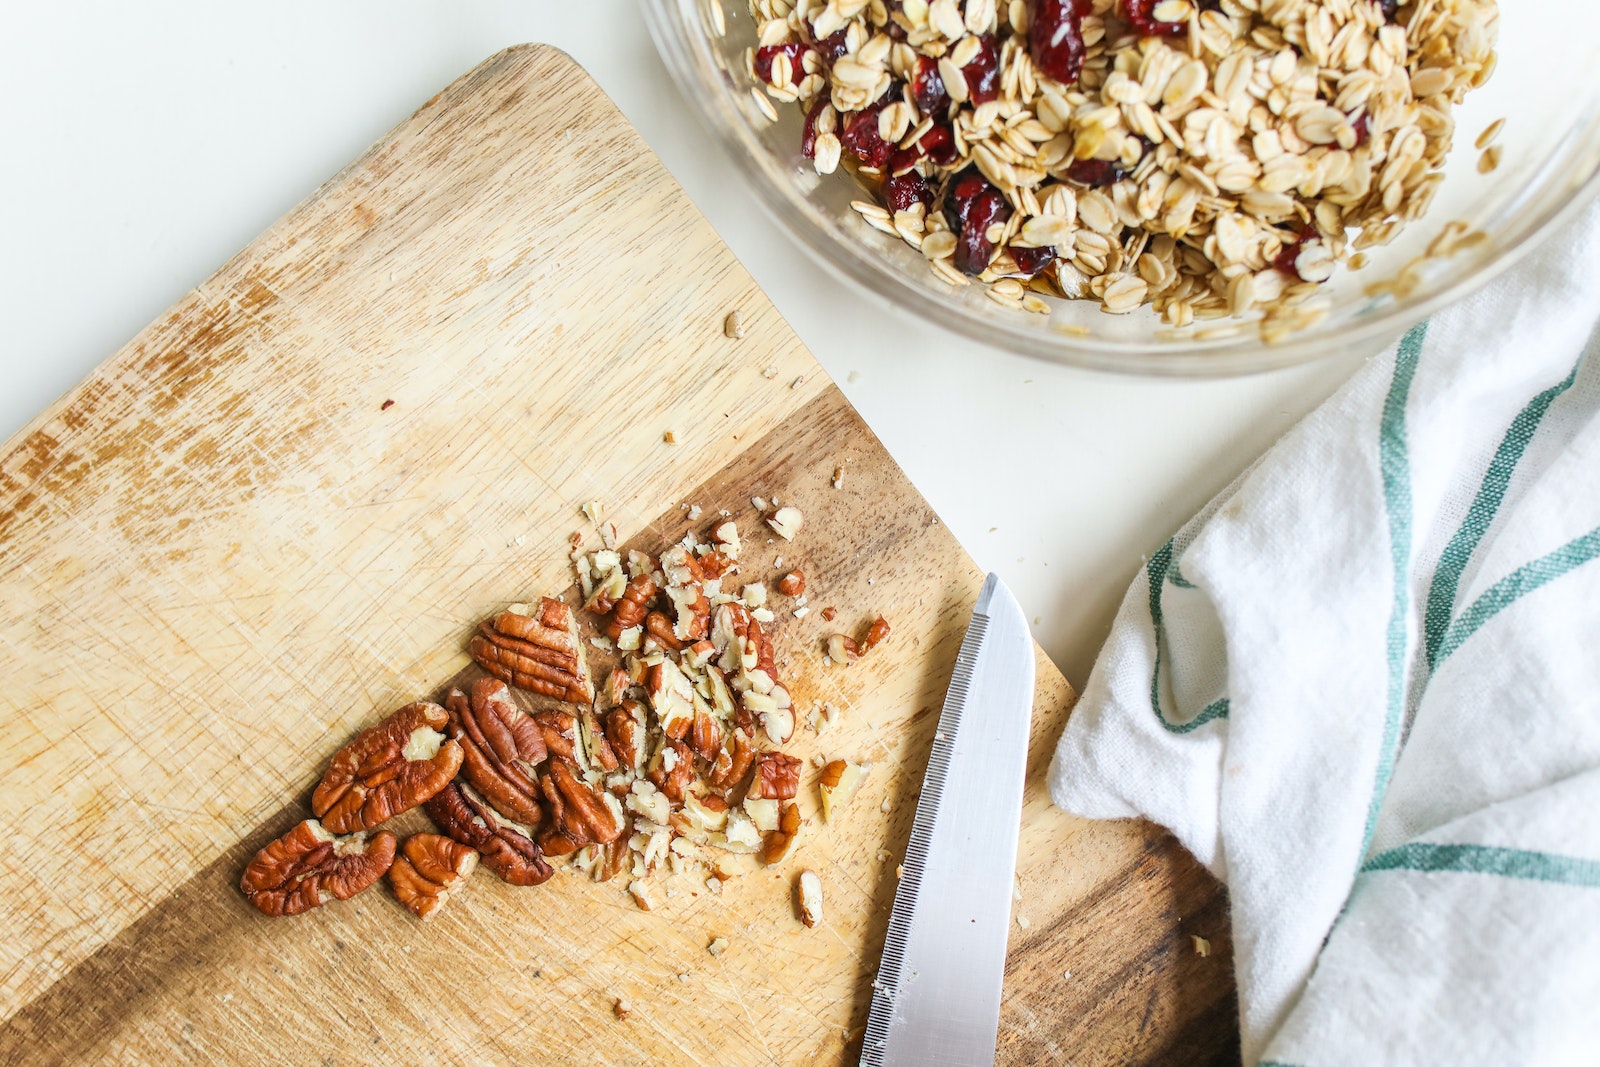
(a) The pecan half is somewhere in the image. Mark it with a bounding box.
[241,819,396,917]
[470,597,594,705]
[541,759,624,847]
[426,780,553,887]
[707,729,758,794]
[389,832,479,921]
[446,679,545,828]
[648,738,694,806]
[605,573,658,641]
[311,702,463,834]
[751,751,802,801]
[605,699,649,773]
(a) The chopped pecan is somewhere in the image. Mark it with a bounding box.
[532,707,578,764]
[446,679,545,827]
[776,570,805,596]
[470,598,594,705]
[751,751,802,801]
[648,738,694,806]
[604,699,649,773]
[762,803,802,865]
[584,552,628,614]
[426,780,553,887]
[796,869,823,927]
[311,701,463,834]
[389,832,478,921]
[599,667,630,709]
[241,819,396,917]
[687,704,723,762]
[745,617,777,680]
[818,759,871,822]
[660,545,712,643]
[645,610,687,651]
[605,573,659,641]
[579,708,619,773]
[707,729,757,794]
[829,616,891,664]
[541,759,624,846]
[646,657,696,739]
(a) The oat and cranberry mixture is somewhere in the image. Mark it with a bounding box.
[744,0,1497,332]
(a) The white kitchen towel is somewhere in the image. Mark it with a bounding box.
[1049,206,1600,1067]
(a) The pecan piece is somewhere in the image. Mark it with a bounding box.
[426,780,553,886]
[646,657,696,740]
[751,751,802,801]
[762,803,802,865]
[541,759,624,847]
[605,573,659,641]
[311,702,463,833]
[447,679,546,827]
[648,738,694,806]
[819,758,871,822]
[829,615,891,664]
[470,597,594,704]
[389,832,478,921]
[687,703,723,762]
[241,819,396,917]
[660,545,712,644]
[532,707,578,764]
[707,729,758,794]
[579,708,619,774]
[605,699,649,773]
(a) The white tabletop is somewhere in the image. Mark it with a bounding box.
[1,2,1377,689]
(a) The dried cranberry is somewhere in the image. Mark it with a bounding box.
[1065,158,1130,187]
[963,34,1001,106]
[944,169,1013,275]
[920,123,960,165]
[840,102,894,169]
[1272,221,1317,279]
[1011,244,1058,275]
[817,29,850,63]
[885,172,935,214]
[1122,0,1189,37]
[913,56,950,116]
[800,96,829,159]
[1028,0,1088,85]
[1350,111,1370,146]
[754,43,809,82]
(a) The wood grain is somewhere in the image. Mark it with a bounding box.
[0,45,1236,1064]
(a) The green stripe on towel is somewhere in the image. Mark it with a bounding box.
[1145,539,1230,734]
[1433,525,1600,665]
[1361,321,1429,860]
[1362,843,1600,888]
[1423,358,1583,670]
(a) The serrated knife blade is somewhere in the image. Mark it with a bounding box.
[858,573,1035,1067]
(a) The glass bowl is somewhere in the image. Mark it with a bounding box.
[644,0,1600,375]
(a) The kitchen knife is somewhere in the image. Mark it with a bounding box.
[859,573,1035,1067]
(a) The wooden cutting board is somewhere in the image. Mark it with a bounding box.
[0,45,1236,1065]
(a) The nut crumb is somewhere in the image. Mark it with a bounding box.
[613,997,631,1020]
[767,507,803,541]
[1016,914,1031,929]
[796,870,823,928]
[760,366,779,379]
[777,570,806,596]
[822,607,837,622]
[678,972,691,983]
[724,310,745,339]
[1192,935,1212,957]
[708,936,729,957]
[688,504,702,521]
[879,798,892,814]
[582,500,603,524]
[380,399,394,411]
[832,466,845,489]
[663,430,677,444]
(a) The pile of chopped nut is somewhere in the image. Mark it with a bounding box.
[740,0,1497,336]
[240,501,886,930]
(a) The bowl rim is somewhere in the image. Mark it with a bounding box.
[642,0,1600,377]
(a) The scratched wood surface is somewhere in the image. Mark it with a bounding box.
[0,45,1237,1065]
